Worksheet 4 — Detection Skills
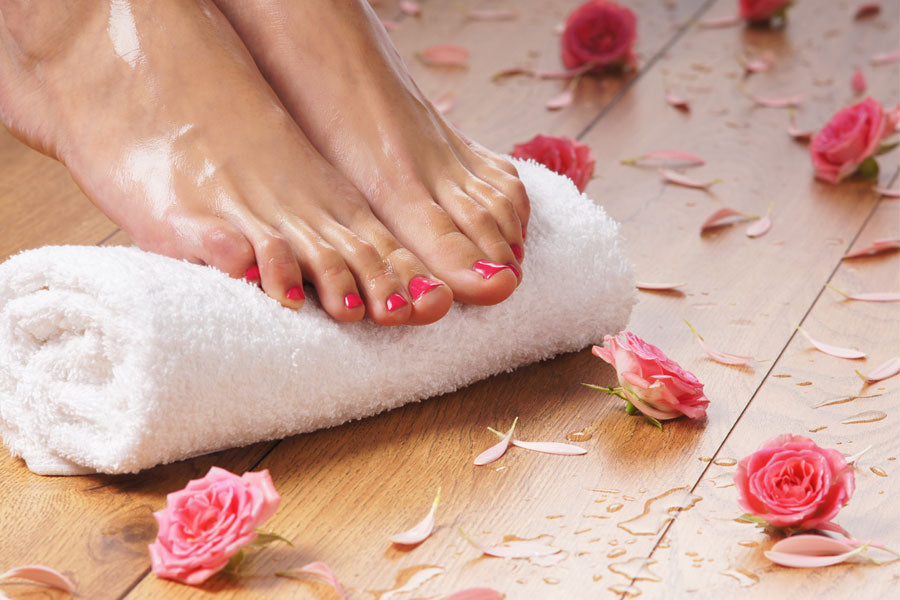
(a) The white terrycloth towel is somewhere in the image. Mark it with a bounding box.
[0,160,634,475]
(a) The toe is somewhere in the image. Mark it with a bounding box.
[194,218,256,279]
[246,230,307,310]
[462,176,525,263]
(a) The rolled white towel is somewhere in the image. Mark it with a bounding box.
[0,159,634,475]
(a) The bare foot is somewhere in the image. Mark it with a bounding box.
[0,0,453,325]
[213,0,530,306]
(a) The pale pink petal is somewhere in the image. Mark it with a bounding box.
[465,9,517,21]
[418,44,470,67]
[764,535,866,568]
[661,169,722,190]
[854,3,882,19]
[474,418,517,466]
[400,1,421,16]
[621,150,705,167]
[666,91,690,111]
[798,327,867,359]
[635,282,686,291]
[843,444,873,464]
[787,122,813,142]
[739,52,776,74]
[546,85,575,111]
[699,15,742,28]
[277,562,345,599]
[511,440,588,456]
[851,69,867,95]
[843,237,900,258]
[432,92,455,115]
[859,357,900,382]
[0,565,75,594]
[870,50,900,65]
[445,588,505,600]
[745,213,772,238]
[700,207,753,232]
[390,488,441,545]
[875,187,900,197]
[685,320,755,365]
[491,67,535,82]
[751,93,804,108]
[829,285,900,302]
[381,18,401,31]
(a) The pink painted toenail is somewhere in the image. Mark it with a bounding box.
[408,276,444,301]
[386,293,408,312]
[472,260,514,280]
[244,265,260,281]
[286,286,305,301]
[510,244,523,261]
[344,293,363,310]
[507,263,521,278]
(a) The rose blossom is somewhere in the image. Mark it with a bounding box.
[512,134,595,192]
[561,1,637,72]
[739,0,791,22]
[810,97,900,184]
[149,466,281,585]
[592,331,709,420]
[735,435,854,530]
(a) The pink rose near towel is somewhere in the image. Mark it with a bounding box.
[0,159,634,475]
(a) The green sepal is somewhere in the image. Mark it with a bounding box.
[625,400,638,415]
[582,383,628,401]
[875,141,900,156]
[224,549,246,573]
[738,513,770,526]
[643,414,664,429]
[247,531,293,548]
[855,156,880,180]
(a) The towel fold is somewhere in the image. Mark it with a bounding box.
[0,159,634,475]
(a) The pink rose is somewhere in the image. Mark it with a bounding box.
[810,97,900,184]
[739,0,791,21]
[512,134,595,192]
[592,331,709,420]
[149,466,281,585]
[561,1,637,72]
[735,435,854,530]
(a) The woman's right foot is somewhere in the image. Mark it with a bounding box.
[0,0,453,325]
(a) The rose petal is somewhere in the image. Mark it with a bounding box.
[465,9,517,22]
[798,327,867,359]
[751,94,804,108]
[699,14,742,28]
[432,92,455,115]
[870,50,900,65]
[662,169,722,189]
[666,91,690,111]
[788,122,814,142]
[474,418,517,466]
[851,69,867,95]
[764,535,866,568]
[843,444,873,464]
[546,85,576,111]
[381,18,401,31]
[858,357,900,382]
[875,187,900,197]
[843,237,900,258]
[390,488,441,545]
[400,1,421,17]
[491,67,535,82]
[277,562,345,599]
[621,150,705,167]
[854,3,881,19]
[700,207,752,232]
[445,588,505,600]
[418,44,470,67]
[745,213,772,238]
[511,440,587,455]
[0,565,75,594]
[635,282,686,291]
[739,52,776,74]
[685,319,756,366]
[828,285,900,302]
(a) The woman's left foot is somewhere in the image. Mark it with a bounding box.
[213,0,531,307]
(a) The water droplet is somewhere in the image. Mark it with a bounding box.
[546,515,563,519]
[591,488,621,494]
[871,466,888,477]
[607,503,624,513]
[617,487,702,536]
[889,457,897,461]
[593,574,603,582]
[494,465,508,472]
[720,567,759,587]
[575,528,591,535]
[713,458,737,467]
[698,457,712,462]
[608,548,627,558]
[609,539,619,546]
[566,430,592,442]
[737,540,759,548]
[543,577,560,585]
[841,410,887,425]
[796,381,813,386]
[608,557,662,582]
[685,551,698,556]
[773,373,791,378]
[625,538,637,545]
[370,565,445,600]
[808,426,828,433]
[623,495,637,501]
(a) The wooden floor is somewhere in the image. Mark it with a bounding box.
[1,0,898,598]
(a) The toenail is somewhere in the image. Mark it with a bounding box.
[244,265,260,281]
[507,263,521,278]
[344,292,364,310]
[472,259,515,280]
[286,286,305,301]
[386,293,409,312]
[510,244,523,261]
[408,276,444,301]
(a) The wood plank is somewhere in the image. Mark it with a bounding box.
[123,0,900,598]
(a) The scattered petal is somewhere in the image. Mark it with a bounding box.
[857,357,900,383]
[276,562,345,599]
[685,319,756,365]
[635,282,686,291]
[739,51,776,74]
[621,150,705,167]
[400,1,421,17]
[751,93,804,108]
[474,417,517,466]
[764,535,867,568]
[828,284,900,302]
[390,488,441,546]
[870,50,900,65]
[418,44,470,67]
[661,169,722,190]
[843,237,900,258]
[546,79,579,111]
[787,121,813,142]
[875,186,900,197]
[844,444,873,464]
[381,18,401,31]
[700,207,753,232]
[665,91,690,111]
[854,3,881,19]
[459,528,561,559]
[0,565,75,594]
[487,429,588,455]
[432,92,455,115]
[445,588,505,600]
[745,207,773,238]
[699,14,742,28]
[491,67,535,81]
[465,9,517,22]
[797,327,866,360]
[851,69,867,95]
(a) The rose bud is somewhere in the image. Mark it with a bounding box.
[561,1,638,73]
[512,134,595,192]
